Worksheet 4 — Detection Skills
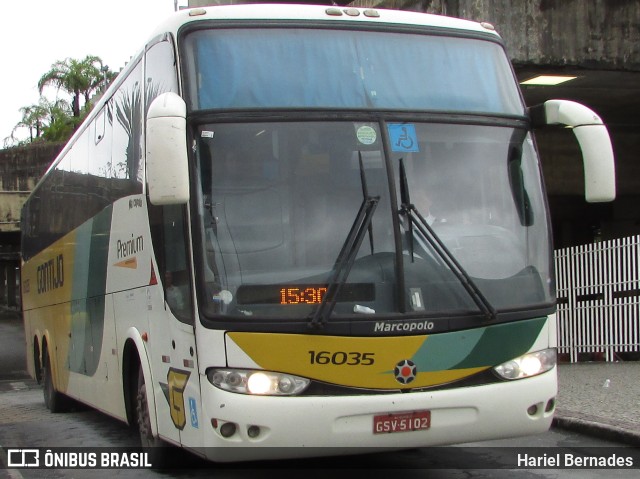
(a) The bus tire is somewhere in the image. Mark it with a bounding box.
[42,349,71,413]
[136,367,170,467]
[33,340,42,384]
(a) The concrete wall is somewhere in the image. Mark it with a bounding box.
[0,142,62,309]
[356,0,640,70]
[354,0,639,247]
[0,142,62,234]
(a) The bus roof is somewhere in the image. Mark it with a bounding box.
[36,4,501,182]
[148,3,500,39]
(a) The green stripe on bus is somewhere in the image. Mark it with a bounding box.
[68,206,113,376]
[410,317,546,371]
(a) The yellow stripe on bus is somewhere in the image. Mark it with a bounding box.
[22,230,77,311]
[227,332,486,390]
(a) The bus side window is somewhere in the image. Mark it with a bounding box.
[145,38,179,115]
[145,37,191,322]
[149,203,194,324]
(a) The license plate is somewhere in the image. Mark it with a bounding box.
[373,410,431,434]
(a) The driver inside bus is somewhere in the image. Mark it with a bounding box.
[165,271,186,312]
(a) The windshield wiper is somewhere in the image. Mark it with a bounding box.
[398,159,497,321]
[358,151,376,256]
[309,156,379,329]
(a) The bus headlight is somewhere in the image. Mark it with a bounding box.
[493,349,557,380]
[207,368,310,396]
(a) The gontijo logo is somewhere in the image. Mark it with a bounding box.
[36,254,64,294]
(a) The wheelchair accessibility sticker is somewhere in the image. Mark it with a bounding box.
[189,397,199,428]
[388,124,419,153]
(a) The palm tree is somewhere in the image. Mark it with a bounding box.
[14,103,48,142]
[42,100,75,142]
[9,98,73,145]
[37,55,115,119]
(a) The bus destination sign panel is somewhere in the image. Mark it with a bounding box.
[236,283,375,305]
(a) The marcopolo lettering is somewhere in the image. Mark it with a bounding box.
[374,320,434,333]
[37,254,64,294]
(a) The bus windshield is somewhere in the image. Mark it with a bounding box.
[182,26,551,322]
[182,27,523,115]
[194,121,553,320]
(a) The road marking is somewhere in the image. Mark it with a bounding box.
[10,382,28,391]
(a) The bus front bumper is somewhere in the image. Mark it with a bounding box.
[197,368,557,462]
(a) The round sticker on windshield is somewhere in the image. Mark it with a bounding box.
[357,126,377,145]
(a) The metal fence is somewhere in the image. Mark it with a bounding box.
[555,235,640,362]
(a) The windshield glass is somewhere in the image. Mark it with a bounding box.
[391,123,552,314]
[194,121,553,320]
[182,28,523,115]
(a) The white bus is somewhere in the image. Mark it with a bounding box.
[21,3,615,463]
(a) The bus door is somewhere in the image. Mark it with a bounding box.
[149,203,203,448]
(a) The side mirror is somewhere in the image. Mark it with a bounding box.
[529,99,616,203]
[146,92,190,205]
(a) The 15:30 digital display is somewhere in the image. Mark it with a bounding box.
[236,283,375,305]
[280,287,327,305]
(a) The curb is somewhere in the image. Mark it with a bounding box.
[553,415,640,447]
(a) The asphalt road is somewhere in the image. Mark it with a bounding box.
[0,384,637,479]
[1,310,637,478]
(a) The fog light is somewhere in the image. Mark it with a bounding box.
[546,398,556,412]
[527,404,539,416]
[247,425,261,438]
[220,422,236,438]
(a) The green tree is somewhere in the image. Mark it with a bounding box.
[41,101,75,142]
[9,98,71,145]
[5,55,117,147]
[14,103,48,142]
[37,55,115,119]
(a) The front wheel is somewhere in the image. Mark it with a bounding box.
[136,367,170,467]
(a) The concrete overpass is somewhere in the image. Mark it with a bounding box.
[353,0,640,247]
[189,0,639,246]
[0,143,63,308]
[1,0,636,308]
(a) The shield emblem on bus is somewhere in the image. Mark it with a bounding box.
[167,368,191,430]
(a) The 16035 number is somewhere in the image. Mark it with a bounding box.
[308,350,375,366]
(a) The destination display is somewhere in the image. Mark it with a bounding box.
[236,283,375,305]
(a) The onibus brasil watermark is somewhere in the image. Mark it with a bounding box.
[6,448,152,469]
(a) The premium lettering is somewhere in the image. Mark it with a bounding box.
[117,234,144,259]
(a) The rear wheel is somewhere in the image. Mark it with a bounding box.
[33,341,42,384]
[42,349,71,413]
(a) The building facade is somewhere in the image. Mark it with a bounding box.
[2,0,637,312]
[0,143,63,308]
